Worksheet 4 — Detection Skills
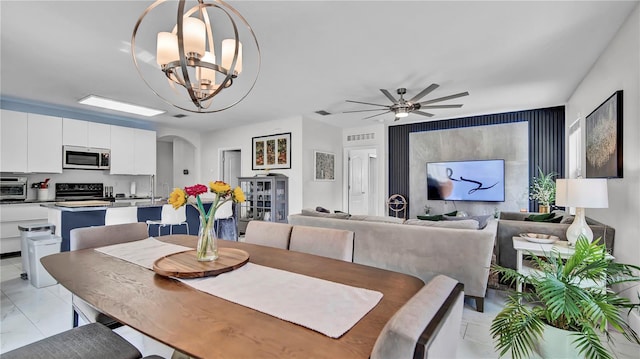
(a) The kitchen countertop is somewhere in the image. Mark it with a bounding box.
[41,199,169,212]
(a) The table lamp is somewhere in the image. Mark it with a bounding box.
[555,178,608,246]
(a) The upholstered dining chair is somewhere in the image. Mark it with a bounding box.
[288,225,354,262]
[370,275,464,359]
[69,222,149,328]
[145,204,189,236]
[0,322,144,359]
[243,220,293,249]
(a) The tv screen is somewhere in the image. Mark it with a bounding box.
[427,159,505,202]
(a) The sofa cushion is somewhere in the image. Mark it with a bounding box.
[301,208,351,219]
[405,218,479,230]
[444,214,492,229]
[349,215,406,224]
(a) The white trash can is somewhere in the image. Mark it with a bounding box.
[18,223,55,280]
[27,235,62,288]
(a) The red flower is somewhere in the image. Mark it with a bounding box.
[184,184,209,197]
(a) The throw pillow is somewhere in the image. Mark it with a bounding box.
[301,208,350,219]
[444,210,458,217]
[444,214,492,229]
[560,215,575,224]
[315,206,330,213]
[405,218,479,230]
[417,214,444,221]
[525,212,555,221]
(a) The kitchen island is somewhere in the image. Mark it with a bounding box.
[44,200,236,251]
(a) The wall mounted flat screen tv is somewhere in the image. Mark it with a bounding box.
[427,159,505,202]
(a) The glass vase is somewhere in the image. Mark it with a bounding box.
[196,215,218,261]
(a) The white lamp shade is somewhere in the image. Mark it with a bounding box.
[182,17,206,57]
[198,51,217,85]
[555,178,608,208]
[156,32,179,66]
[221,39,242,74]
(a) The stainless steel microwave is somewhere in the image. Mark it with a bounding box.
[62,146,110,170]
[0,177,27,201]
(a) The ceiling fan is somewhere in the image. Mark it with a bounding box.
[344,84,469,121]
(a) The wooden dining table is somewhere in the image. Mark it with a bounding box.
[41,235,424,359]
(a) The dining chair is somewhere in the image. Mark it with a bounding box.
[105,206,139,226]
[214,201,237,240]
[0,322,143,359]
[288,225,354,262]
[243,220,293,249]
[370,275,464,359]
[145,204,189,236]
[69,222,149,329]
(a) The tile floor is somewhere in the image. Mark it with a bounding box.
[1,255,639,358]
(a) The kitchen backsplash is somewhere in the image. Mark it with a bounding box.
[1,170,156,201]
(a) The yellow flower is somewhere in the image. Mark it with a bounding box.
[168,187,187,209]
[209,181,231,195]
[233,186,245,203]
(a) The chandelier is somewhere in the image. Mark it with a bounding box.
[132,0,260,113]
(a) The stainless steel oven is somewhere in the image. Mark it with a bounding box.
[0,177,27,201]
[63,146,110,170]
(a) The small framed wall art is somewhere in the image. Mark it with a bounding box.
[314,151,335,181]
[252,132,291,170]
[585,90,623,178]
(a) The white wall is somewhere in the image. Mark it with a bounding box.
[566,3,639,331]
[156,141,173,197]
[200,116,304,215]
[301,117,343,211]
[173,137,196,189]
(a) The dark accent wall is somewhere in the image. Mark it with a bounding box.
[388,106,565,214]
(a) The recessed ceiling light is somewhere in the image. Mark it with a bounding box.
[78,95,165,117]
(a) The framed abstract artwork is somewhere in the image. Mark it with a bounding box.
[585,90,623,178]
[252,132,291,170]
[314,151,335,181]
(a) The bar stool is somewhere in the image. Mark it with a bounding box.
[146,204,189,236]
[214,201,236,240]
[105,207,139,226]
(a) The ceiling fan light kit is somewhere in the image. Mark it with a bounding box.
[345,84,469,121]
[132,0,260,113]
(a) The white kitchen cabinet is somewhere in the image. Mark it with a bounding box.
[64,118,111,149]
[134,128,156,175]
[0,203,49,254]
[62,118,87,146]
[110,125,135,174]
[27,113,62,173]
[87,122,111,149]
[0,109,28,172]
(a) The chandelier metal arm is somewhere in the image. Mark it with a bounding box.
[176,0,201,108]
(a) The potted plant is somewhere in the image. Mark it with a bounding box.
[529,168,556,213]
[490,236,640,359]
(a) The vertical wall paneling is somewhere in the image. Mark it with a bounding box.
[388,106,565,215]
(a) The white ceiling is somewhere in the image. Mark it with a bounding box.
[1,1,637,131]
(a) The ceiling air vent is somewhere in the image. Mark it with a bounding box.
[347,133,375,142]
[315,110,331,116]
[173,114,187,118]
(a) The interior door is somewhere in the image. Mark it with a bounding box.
[348,149,373,215]
[222,150,241,188]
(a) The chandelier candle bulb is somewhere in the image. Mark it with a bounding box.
[199,51,217,85]
[221,39,242,74]
[182,17,206,57]
[157,32,179,66]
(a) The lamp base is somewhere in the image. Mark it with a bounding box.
[566,207,593,246]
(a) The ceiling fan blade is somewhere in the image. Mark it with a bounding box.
[419,91,469,105]
[362,111,392,120]
[343,109,389,114]
[409,84,439,103]
[413,110,435,117]
[420,104,463,109]
[380,89,398,104]
[345,100,389,107]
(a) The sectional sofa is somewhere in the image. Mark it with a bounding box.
[288,211,497,312]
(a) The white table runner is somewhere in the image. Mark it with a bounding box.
[94,238,383,338]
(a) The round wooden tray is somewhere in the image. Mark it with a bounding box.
[153,248,250,278]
